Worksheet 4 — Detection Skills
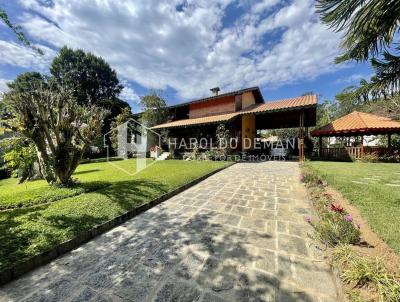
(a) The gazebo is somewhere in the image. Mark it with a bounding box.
[311,111,400,161]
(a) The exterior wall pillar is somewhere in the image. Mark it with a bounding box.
[241,114,255,151]
[299,111,305,161]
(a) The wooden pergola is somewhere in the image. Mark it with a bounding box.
[311,111,400,161]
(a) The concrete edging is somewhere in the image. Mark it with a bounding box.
[0,162,234,285]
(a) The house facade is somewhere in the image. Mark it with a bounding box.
[151,87,317,159]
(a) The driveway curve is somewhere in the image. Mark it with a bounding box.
[0,161,340,302]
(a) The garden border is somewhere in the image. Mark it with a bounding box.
[0,162,235,285]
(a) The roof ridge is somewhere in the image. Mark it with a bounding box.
[355,111,368,129]
[264,94,317,103]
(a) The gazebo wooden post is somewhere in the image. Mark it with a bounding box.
[388,134,392,148]
[360,135,364,159]
[319,136,322,158]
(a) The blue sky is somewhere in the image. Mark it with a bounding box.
[0,0,372,113]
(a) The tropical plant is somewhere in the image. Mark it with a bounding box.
[316,0,400,97]
[5,84,108,186]
[316,0,400,63]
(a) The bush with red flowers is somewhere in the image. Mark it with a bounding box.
[302,168,361,246]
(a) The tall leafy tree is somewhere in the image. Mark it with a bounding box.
[50,47,123,107]
[49,47,130,146]
[139,90,169,127]
[110,107,133,150]
[335,86,364,116]
[316,0,400,96]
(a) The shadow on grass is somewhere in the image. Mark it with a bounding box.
[0,178,168,271]
[99,179,169,211]
[73,169,102,175]
[0,181,111,211]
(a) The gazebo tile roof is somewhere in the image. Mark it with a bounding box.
[311,111,400,136]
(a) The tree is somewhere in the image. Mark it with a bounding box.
[5,84,108,186]
[49,47,130,140]
[139,90,169,127]
[316,0,400,96]
[0,7,43,55]
[50,47,123,107]
[316,0,400,63]
[110,107,133,150]
[335,86,362,116]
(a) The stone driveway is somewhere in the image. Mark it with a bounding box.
[0,161,340,302]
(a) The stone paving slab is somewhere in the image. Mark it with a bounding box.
[0,161,340,302]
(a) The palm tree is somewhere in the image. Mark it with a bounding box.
[316,0,400,97]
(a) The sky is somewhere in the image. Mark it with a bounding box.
[0,0,373,113]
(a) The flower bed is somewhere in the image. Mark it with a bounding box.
[300,169,361,246]
[300,165,400,302]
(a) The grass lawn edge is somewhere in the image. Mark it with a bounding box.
[0,161,235,286]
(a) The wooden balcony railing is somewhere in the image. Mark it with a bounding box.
[318,146,398,161]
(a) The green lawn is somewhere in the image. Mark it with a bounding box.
[305,161,400,254]
[0,159,230,270]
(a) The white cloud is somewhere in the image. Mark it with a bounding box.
[334,73,372,84]
[0,41,55,71]
[120,82,140,104]
[10,0,341,100]
[0,78,10,93]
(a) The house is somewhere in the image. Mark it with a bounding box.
[151,87,317,159]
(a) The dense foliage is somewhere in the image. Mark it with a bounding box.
[139,90,169,127]
[0,137,37,183]
[5,84,108,186]
[1,47,132,185]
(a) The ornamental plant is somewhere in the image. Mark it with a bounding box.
[308,203,361,246]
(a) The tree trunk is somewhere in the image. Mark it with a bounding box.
[54,145,83,186]
[32,133,57,184]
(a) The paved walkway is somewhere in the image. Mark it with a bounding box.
[0,162,340,302]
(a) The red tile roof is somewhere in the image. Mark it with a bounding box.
[152,94,317,129]
[311,111,400,136]
[151,112,239,129]
[244,94,317,114]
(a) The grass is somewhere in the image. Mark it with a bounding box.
[0,159,231,270]
[333,245,400,302]
[305,161,400,254]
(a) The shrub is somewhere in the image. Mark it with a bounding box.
[303,166,361,246]
[313,210,361,246]
[333,245,400,302]
[361,152,379,163]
